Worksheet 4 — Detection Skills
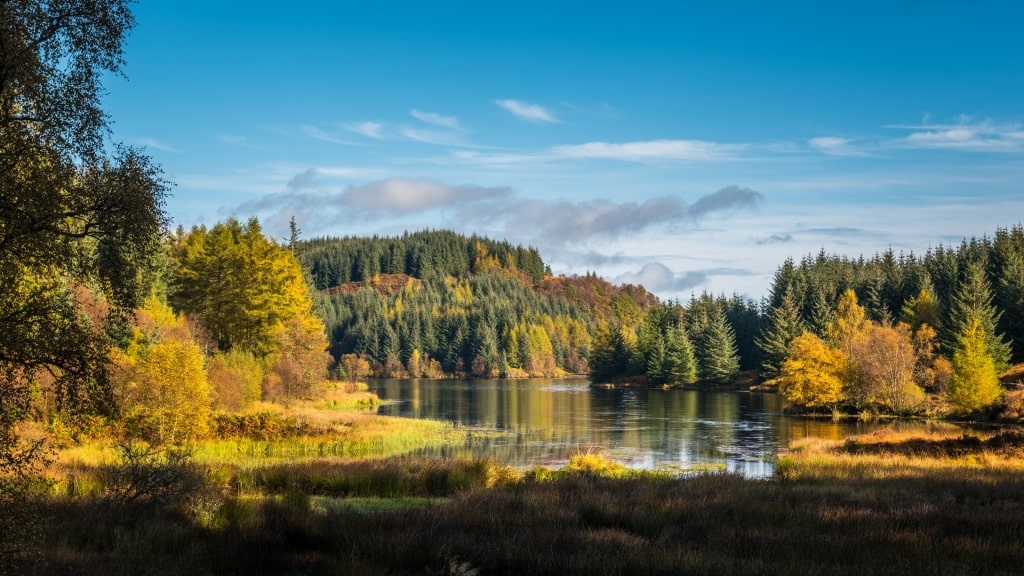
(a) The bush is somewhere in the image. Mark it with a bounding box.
[99,440,220,518]
[210,411,297,440]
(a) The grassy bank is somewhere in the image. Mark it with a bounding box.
[8,427,1023,575]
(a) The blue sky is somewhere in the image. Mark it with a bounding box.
[104,1,1024,299]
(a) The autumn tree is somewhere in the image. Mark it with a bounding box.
[901,285,941,333]
[207,350,264,411]
[948,318,1003,413]
[264,315,331,401]
[1,0,166,500]
[849,324,924,414]
[827,290,869,353]
[773,332,846,411]
[110,297,211,444]
[169,218,326,360]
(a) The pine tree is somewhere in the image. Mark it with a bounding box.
[756,291,806,381]
[646,338,667,384]
[807,289,835,339]
[664,325,698,386]
[696,303,740,384]
[995,247,1024,363]
[945,261,1012,372]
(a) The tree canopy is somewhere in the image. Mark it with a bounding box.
[1,0,166,476]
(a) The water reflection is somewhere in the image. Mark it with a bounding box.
[369,378,936,478]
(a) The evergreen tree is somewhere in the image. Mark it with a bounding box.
[995,244,1024,363]
[944,261,1012,372]
[645,337,667,384]
[664,325,698,386]
[695,303,740,384]
[724,294,763,370]
[756,291,806,381]
[807,289,835,339]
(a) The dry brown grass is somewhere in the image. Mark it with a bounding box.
[25,428,1024,575]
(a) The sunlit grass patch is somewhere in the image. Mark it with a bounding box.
[776,427,1024,483]
[195,414,462,466]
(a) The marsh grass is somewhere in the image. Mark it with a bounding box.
[26,427,1024,575]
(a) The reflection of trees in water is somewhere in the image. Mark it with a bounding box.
[368,379,941,478]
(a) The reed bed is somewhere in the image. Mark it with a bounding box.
[16,428,1024,575]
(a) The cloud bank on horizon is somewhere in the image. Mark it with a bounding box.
[105,1,1024,300]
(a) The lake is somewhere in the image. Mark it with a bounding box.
[368,378,948,478]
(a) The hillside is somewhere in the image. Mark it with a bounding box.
[299,231,655,379]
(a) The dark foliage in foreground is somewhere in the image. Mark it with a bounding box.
[27,456,1024,575]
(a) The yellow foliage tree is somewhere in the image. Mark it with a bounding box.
[111,297,211,443]
[207,350,264,411]
[850,323,924,414]
[948,318,1003,413]
[827,289,869,353]
[169,218,322,359]
[525,324,558,377]
[773,332,846,410]
[265,315,331,401]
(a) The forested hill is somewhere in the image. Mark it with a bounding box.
[298,230,656,379]
[301,230,547,288]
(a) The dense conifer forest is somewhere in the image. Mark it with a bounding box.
[298,225,1024,417]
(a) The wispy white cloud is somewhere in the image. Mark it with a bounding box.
[440,138,750,168]
[410,109,459,128]
[808,136,868,157]
[889,118,1024,152]
[300,125,362,145]
[495,99,559,123]
[755,233,794,245]
[233,177,763,249]
[400,128,473,147]
[552,139,747,162]
[344,121,385,139]
[612,262,758,294]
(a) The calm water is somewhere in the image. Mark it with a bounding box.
[368,378,945,478]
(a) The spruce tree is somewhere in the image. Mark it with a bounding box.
[995,248,1024,363]
[945,261,1012,372]
[696,303,740,384]
[807,289,835,339]
[756,291,806,381]
[664,325,698,386]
